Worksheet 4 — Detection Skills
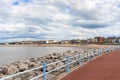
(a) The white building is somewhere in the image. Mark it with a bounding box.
[46,40,58,44]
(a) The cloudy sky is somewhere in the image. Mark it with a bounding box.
[0,0,120,42]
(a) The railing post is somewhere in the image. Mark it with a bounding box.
[104,48,106,53]
[42,61,46,80]
[66,56,70,73]
[107,48,109,52]
[87,52,90,61]
[114,46,115,50]
[109,47,112,52]
[108,47,110,53]
[111,47,112,51]
[102,48,104,54]
[78,53,81,65]
[100,48,101,55]
[98,48,100,56]
[93,49,96,57]
[112,47,113,51]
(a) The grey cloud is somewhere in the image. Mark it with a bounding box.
[69,8,99,20]
[52,1,66,9]
[71,21,108,29]
[41,26,52,31]
[23,17,53,25]
[6,16,53,26]
[0,11,10,24]
[53,1,99,20]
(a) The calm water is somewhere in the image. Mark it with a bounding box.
[0,47,81,65]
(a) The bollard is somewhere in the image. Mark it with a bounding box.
[78,53,81,65]
[42,61,46,80]
[66,56,70,72]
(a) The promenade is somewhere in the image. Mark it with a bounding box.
[61,50,120,80]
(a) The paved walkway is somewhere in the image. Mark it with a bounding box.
[61,50,120,80]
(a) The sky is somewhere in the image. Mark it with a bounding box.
[0,0,120,42]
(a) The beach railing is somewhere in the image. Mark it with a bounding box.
[1,46,120,80]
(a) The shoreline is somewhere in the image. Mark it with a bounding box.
[0,44,112,48]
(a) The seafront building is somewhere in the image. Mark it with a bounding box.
[0,37,120,45]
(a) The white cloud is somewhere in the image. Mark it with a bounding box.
[0,0,120,42]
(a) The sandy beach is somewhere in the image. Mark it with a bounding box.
[0,44,111,48]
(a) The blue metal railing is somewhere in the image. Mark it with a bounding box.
[0,46,120,80]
